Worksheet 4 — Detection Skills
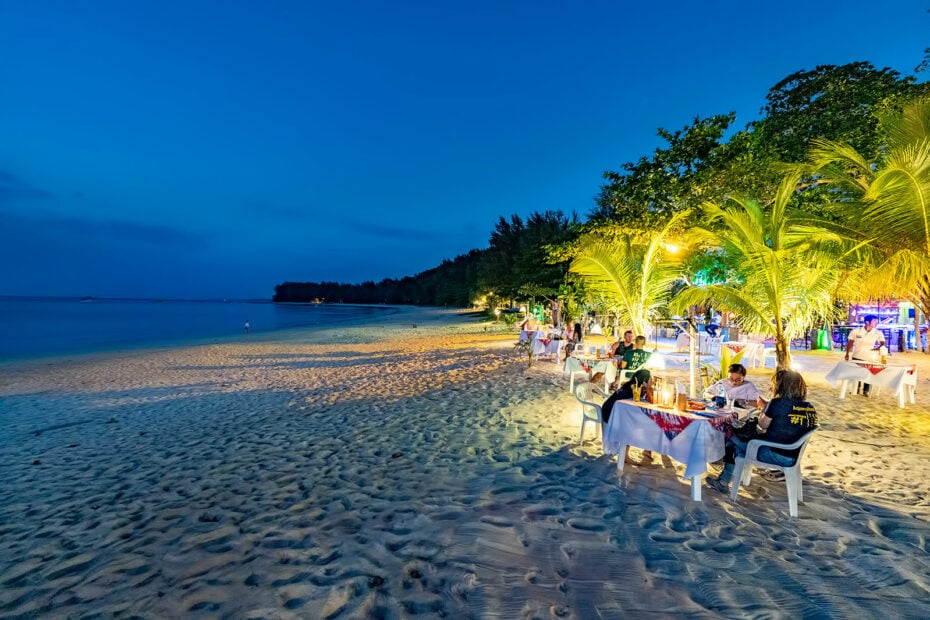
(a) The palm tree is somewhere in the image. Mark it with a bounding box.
[567,214,686,337]
[671,174,864,370]
[807,98,930,348]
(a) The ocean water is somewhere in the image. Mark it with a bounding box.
[0,297,393,361]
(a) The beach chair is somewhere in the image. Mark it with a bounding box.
[574,381,605,445]
[730,429,816,517]
[563,356,589,393]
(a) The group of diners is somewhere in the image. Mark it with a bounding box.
[596,362,819,494]
[562,327,653,375]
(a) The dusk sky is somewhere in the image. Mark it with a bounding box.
[2,1,928,300]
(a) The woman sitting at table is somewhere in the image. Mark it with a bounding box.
[703,363,762,408]
[601,369,653,423]
[601,369,655,463]
[706,370,819,493]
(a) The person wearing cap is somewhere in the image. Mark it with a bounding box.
[845,314,887,396]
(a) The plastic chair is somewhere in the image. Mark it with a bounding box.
[563,357,589,393]
[730,429,817,517]
[574,381,606,444]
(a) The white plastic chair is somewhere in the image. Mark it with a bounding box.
[574,381,606,444]
[730,429,816,517]
[563,357,589,393]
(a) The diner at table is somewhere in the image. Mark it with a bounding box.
[703,363,763,409]
[706,370,818,494]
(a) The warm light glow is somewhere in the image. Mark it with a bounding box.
[519,305,527,313]
[664,243,681,254]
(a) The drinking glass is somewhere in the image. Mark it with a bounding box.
[632,385,642,402]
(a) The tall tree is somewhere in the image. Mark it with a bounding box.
[672,174,864,370]
[807,97,930,348]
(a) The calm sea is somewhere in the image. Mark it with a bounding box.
[0,297,394,361]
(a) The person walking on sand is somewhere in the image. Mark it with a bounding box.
[244,320,250,333]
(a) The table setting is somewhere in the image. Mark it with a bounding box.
[824,359,918,408]
[602,392,740,501]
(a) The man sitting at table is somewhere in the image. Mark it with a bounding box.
[620,335,651,371]
[703,363,762,408]
[845,314,887,396]
[601,369,655,464]
[610,330,635,358]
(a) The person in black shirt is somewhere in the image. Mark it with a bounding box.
[707,370,818,493]
[600,369,652,423]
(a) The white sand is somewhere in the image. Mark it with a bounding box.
[2,306,930,617]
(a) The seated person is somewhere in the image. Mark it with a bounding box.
[601,369,654,462]
[610,330,635,358]
[601,369,652,423]
[703,363,762,408]
[620,335,651,371]
[706,370,818,493]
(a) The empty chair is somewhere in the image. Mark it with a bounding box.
[730,429,816,517]
[574,381,606,444]
[563,356,589,393]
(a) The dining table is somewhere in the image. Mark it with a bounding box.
[722,341,766,368]
[824,360,918,408]
[603,399,735,501]
[530,336,563,360]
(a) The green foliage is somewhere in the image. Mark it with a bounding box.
[477,210,579,304]
[568,213,687,335]
[808,97,930,348]
[672,173,864,369]
[591,114,737,227]
[702,346,745,383]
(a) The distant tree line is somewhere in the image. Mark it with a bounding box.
[275,59,930,350]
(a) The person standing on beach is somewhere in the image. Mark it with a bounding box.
[845,314,886,396]
[244,320,250,333]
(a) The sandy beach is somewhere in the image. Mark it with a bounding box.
[2,306,930,618]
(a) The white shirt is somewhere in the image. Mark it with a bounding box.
[848,327,885,360]
[703,378,761,403]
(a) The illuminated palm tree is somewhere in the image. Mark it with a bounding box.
[671,174,865,370]
[568,214,686,337]
[807,98,930,347]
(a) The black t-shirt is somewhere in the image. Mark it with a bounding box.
[613,341,634,357]
[763,397,818,458]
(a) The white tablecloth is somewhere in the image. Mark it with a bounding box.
[824,360,917,407]
[603,400,728,499]
[531,337,562,358]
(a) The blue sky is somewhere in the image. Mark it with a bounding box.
[1,1,928,299]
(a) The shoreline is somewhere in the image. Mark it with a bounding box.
[0,303,417,370]
[2,309,930,616]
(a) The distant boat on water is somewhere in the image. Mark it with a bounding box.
[80,296,94,302]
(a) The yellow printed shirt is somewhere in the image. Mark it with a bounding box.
[763,398,818,459]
